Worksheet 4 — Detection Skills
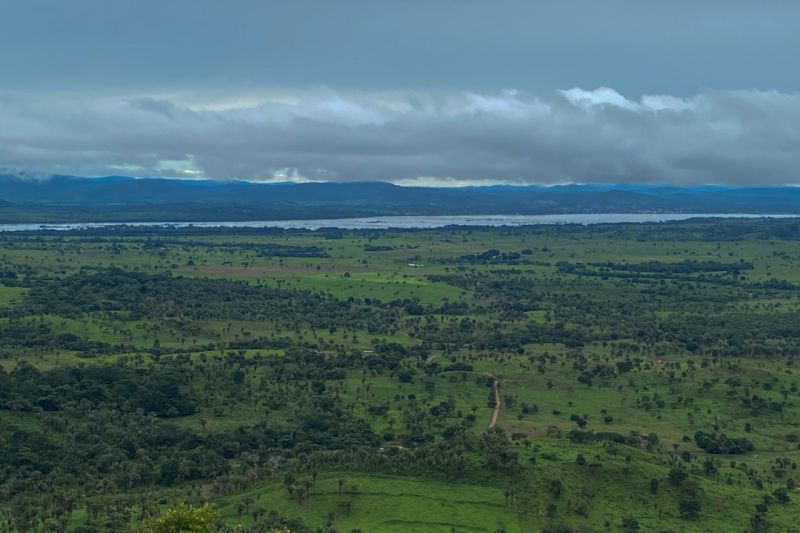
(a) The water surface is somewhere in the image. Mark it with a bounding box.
[0,213,796,232]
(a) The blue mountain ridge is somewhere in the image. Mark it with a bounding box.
[0,174,798,221]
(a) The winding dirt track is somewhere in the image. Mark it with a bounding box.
[485,374,501,429]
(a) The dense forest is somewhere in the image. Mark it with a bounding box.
[0,218,798,532]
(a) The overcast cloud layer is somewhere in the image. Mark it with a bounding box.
[2,2,800,186]
[2,87,800,186]
[3,1,800,97]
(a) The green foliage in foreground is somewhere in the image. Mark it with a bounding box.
[138,504,217,533]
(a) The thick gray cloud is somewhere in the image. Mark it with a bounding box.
[2,1,799,185]
[1,88,799,185]
[1,1,799,96]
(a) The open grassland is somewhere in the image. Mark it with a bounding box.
[0,219,799,532]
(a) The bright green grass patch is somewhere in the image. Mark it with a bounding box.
[217,472,526,533]
[0,286,26,307]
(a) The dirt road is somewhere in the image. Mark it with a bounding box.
[486,374,501,429]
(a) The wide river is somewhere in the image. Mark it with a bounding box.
[0,213,797,232]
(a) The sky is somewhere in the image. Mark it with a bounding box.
[1,0,799,186]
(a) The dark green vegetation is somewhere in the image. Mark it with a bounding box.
[0,218,799,532]
[3,176,800,222]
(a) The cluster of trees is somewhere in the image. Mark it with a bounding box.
[558,258,752,275]
[694,431,754,454]
[0,321,115,354]
[0,361,196,416]
[0,351,393,502]
[15,269,400,333]
[446,249,530,265]
[427,259,800,357]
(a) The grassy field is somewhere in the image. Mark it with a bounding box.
[0,219,799,532]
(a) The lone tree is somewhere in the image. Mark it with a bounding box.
[138,503,216,533]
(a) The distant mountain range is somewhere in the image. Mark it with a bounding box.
[0,174,799,223]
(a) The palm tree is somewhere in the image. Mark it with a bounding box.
[235,500,247,520]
